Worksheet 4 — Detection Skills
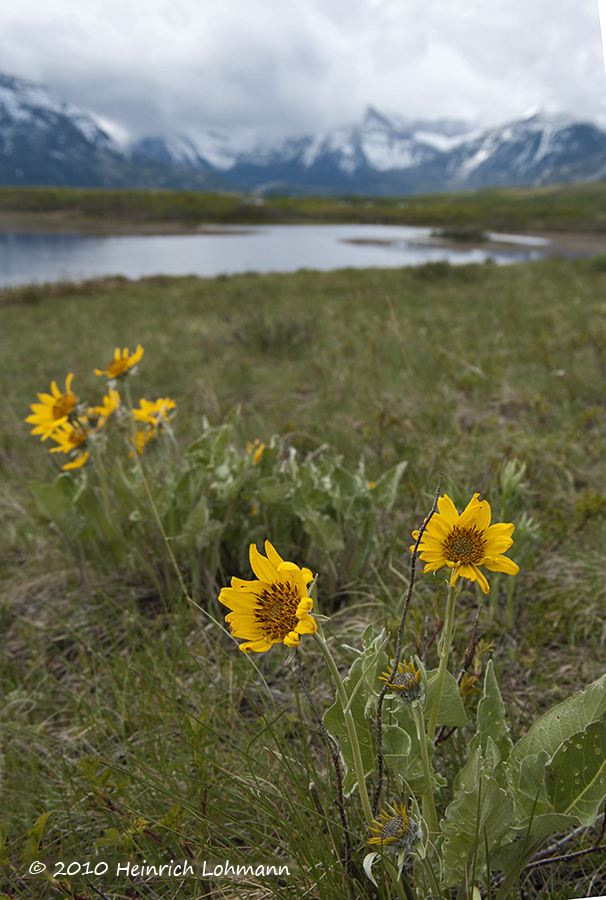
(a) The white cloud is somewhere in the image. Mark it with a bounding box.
[0,0,603,139]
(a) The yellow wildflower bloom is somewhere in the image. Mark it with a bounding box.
[48,421,89,470]
[26,373,78,439]
[129,397,176,455]
[61,451,90,471]
[132,397,176,429]
[94,345,144,379]
[246,439,265,464]
[132,428,155,455]
[411,493,519,594]
[88,389,120,427]
[219,541,316,653]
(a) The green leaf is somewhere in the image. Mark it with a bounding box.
[425,669,468,728]
[369,461,408,509]
[545,715,606,825]
[300,510,345,553]
[440,749,514,888]
[507,674,606,826]
[470,660,513,763]
[322,628,389,794]
[181,496,210,537]
[185,418,235,466]
[94,828,122,849]
[510,674,606,767]
[383,724,412,776]
[254,477,293,505]
[386,704,441,795]
[30,478,87,542]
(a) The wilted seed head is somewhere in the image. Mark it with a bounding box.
[368,801,422,853]
[379,659,425,704]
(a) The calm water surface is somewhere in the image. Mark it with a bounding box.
[0,224,552,288]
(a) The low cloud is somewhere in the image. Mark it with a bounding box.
[0,0,603,140]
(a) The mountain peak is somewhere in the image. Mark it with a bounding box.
[1,70,605,194]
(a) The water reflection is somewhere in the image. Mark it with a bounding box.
[0,224,553,288]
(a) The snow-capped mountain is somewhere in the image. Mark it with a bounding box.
[134,107,606,195]
[1,70,606,194]
[0,73,227,189]
[442,113,606,189]
[133,108,476,193]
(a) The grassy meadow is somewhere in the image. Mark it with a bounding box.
[3,253,606,897]
[2,180,606,232]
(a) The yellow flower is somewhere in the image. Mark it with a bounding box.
[48,421,89,470]
[129,397,176,455]
[94,345,144,379]
[246,439,265,464]
[411,493,519,594]
[133,428,154,455]
[88,389,120,427]
[132,397,176,429]
[26,373,78,439]
[219,541,316,653]
[369,801,420,851]
[61,451,90,471]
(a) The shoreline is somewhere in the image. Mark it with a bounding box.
[0,211,605,257]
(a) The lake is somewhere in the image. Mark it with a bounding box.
[0,223,554,288]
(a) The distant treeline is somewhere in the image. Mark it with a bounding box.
[1,182,606,231]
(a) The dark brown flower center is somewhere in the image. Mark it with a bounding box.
[380,815,408,843]
[53,393,76,419]
[254,580,301,641]
[390,672,418,691]
[442,525,485,564]
[69,428,87,448]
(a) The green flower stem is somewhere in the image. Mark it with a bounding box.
[87,436,112,518]
[421,855,444,899]
[413,703,438,838]
[384,861,409,900]
[123,379,191,602]
[427,580,460,742]
[312,631,374,826]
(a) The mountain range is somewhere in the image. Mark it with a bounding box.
[2,71,606,196]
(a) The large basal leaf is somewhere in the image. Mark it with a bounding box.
[510,674,606,767]
[369,461,408,510]
[470,660,513,764]
[440,747,514,887]
[507,674,606,825]
[546,715,606,826]
[254,477,293,505]
[30,478,87,542]
[300,509,345,553]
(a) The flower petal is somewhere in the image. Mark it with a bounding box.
[264,540,285,568]
[283,631,301,647]
[481,555,519,575]
[239,637,274,653]
[230,576,263,593]
[218,587,257,610]
[295,615,317,635]
[249,543,279,582]
[437,495,459,525]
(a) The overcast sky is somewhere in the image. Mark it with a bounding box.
[0,0,604,141]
